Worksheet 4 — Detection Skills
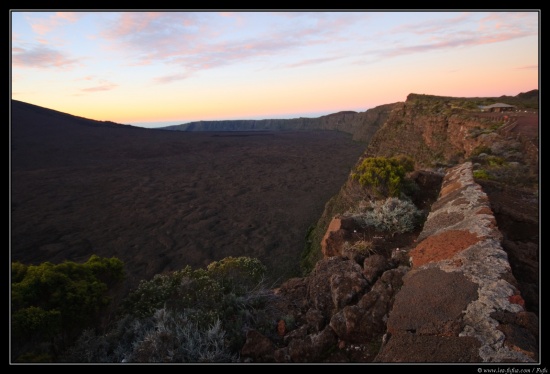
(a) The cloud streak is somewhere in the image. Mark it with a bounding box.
[153,73,191,84]
[29,11,81,35]
[371,11,538,61]
[80,82,118,92]
[286,56,344,68]
[369,17,537,61]
[12,45,78,69]
[97,12,365,83]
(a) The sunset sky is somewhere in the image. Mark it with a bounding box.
[11,10,539,128]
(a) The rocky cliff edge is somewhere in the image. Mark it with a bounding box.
[240,162,538,363]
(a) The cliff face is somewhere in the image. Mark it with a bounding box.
[364,93,538,168]
[241,163,538,363]
[161,103,397,143]
[302,93,539,274]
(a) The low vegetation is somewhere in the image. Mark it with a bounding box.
[469,147,537,188]
[59,256,278,363]
[351,155,415,198]
[302,155,423,274]
[346,197,423,237]
[11,255,282,363]
[11,255,125,362]
[342,239,376,256]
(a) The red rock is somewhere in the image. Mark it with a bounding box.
[277,320,286,336]
[509,294,526,308]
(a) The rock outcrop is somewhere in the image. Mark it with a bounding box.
[240,162,538,363]
[302,92,538,275]
[364,94,537,169]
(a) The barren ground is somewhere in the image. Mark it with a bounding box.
[11,101,367,296]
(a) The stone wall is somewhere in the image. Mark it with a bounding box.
[375,162,538,362]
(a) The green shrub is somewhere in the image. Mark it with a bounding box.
[207,256,266,295]
[486,155,507,167]
[122,266,224,327]
[11,255,124,362]
[473,169,491,180]
[352,155,415,198]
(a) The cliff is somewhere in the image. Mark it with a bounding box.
[241,162,538,363]
[160,103,397,143]
[302,92,539,274]
[240,92,539,363]
[364,93,538,169]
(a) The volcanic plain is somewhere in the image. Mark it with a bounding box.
[11,100,367,294]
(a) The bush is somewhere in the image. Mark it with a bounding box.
[123,309,237,363]
[351,197,423,236]
[64,309,238,363]
[122,267,224,325]
[207,256,266,295]
[11,255,124,362]
[473,169,491,180]
[67,256,278,362]
[486,155,507,167]
[352,155,415,198]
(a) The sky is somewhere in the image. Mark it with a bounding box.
[11,10,539,128]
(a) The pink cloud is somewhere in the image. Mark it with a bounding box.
[30,12,80,35]
[55,12,81,22]
[373,14,537,60]
[166,21,354,75]
[388,12,473,36]
[154,73,191,84]
[81,82,118,92]
[77,75,96,81]
[12,45,78,68]
[479,11,537,25]
[380,12,537,60]
[100,12,364,82]
[286,56,343,68]
[102,12,200,57]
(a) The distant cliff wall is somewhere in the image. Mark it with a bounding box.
[161,103,397,143]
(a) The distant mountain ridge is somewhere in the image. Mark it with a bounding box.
[160,104,398,143]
